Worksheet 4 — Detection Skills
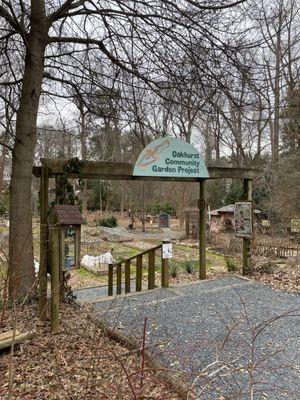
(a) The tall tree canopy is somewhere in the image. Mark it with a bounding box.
[0,0,248,298]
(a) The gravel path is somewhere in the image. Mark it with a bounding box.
[76,276,300,399]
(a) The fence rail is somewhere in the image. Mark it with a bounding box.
[108,243,170,296]
[256,243,300,259]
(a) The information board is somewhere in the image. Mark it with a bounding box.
[234,202,253,238]
[162,243,172,259]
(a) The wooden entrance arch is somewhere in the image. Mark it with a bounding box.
[33,159,257,329]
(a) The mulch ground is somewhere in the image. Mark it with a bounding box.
[0,303,179,400]
[252,262,299,293]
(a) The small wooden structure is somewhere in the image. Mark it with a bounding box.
[49,205,84,332]
[185,204,261,237]
[159,212,170,228]
[50,205,84,271]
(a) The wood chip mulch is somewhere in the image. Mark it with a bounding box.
[252,264,300,293]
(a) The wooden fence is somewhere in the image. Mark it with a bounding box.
[256,242,300,259]
[108,243,169,296]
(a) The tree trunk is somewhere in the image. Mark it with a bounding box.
[215,112,221,160]
[9,9,48,299]
[79,102,88,211]
[120,182,124,217]
[272,7,283,164]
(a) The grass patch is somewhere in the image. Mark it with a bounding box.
[206,250,225,261]
[169,261,180,278]
[224,257,240,272]
[206,258,214,270]
[77,267,102,279]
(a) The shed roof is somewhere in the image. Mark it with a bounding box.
[208,204,261,216]
[208,204,235,215]
[52,205,84,225]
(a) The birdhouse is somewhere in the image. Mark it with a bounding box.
[50,205,84,271]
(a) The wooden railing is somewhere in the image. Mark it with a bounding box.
[108,242,169,296]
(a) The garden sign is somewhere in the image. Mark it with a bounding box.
[133,136,209,178]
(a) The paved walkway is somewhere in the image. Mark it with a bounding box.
[75,276,300,399]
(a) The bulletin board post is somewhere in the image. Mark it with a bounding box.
[242,179,253,275]
[161,240,171,288]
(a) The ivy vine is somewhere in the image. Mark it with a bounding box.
[55,158,84,206]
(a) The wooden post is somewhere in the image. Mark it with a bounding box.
[125,260,131,293]
[38,166,49,321]
[185,213,190,237]
[199,180,207,280]
[108,264,113,296]
[59,228,65,301]
[75,226,81,268]
[50,227,60,332]
[136,255,142,292]
[161,240,169,288]
[116,264,122,295]
[54,174,65,303]
[242,179,253,275]
[148,249,155,290]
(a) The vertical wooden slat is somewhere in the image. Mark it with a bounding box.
[125,260,131,293]
[116,263,122,294]
[51,228,60,332]
[108,264,113,296]
[161,242,169,288]
[148,250,155,290]
[242,179,253,275]
[59,229,65,301]
[39,166,49,321]
[75,226,81,268]
[199,180,207,280]
[136,255,142,292]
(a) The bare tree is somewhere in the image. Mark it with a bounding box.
[255,0,300,162]
[0,0,251,298]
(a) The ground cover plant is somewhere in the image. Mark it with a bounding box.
[98,216,118,228]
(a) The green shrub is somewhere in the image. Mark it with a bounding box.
[225,257,239,272]
[183,260,195,274]
[98,216,118,228]
[169,262,179,278]
[153,202,173,214]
